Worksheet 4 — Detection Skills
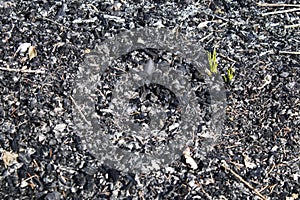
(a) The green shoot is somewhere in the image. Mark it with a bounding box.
[223,66,235,83]
[227,66,234,81]
[207,48,218,74]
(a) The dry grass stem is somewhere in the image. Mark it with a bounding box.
[221,161,268,200]
[70,95,92,126]
[262,8,300,16]
[284,23,300,29]
[279,51,300,55]
[0,67,45,74]
[257,3,300,7]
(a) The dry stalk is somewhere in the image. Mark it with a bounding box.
[70,95,92,126]
[284,23,300,29]
[0,66,45,74]
[257,3,300,8]
[279,51,300,55]
[221,161,268,200]
[262,8,300,16]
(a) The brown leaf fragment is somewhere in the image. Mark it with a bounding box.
[28,46,37,60]
[2,151,18,168]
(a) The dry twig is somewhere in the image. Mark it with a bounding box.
[257,3,300,8]
[284,23,300,29]
[199,32,214,42]
[41,17,74,32]
[87,4,99,12]
[221,161,268,200]
[70,95,92,126]
[17,174,38,187]
[262,8,300,16]
[0,66,45,74]
[269,184,278,194]
[279,51,300,55]
[219,53,237,63]
[258,184,269,193]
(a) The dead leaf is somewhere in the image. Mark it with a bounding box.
[292,193,299,199]
[14,42,31,56]
[197,21,210,29]
[20,57,28,63]
[183,147,198,170]
[52,42,65,52]
[243,154,256,169]
[2,151,18,168]
[28,46,37,60]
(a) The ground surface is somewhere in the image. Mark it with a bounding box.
[0,0,299,199]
